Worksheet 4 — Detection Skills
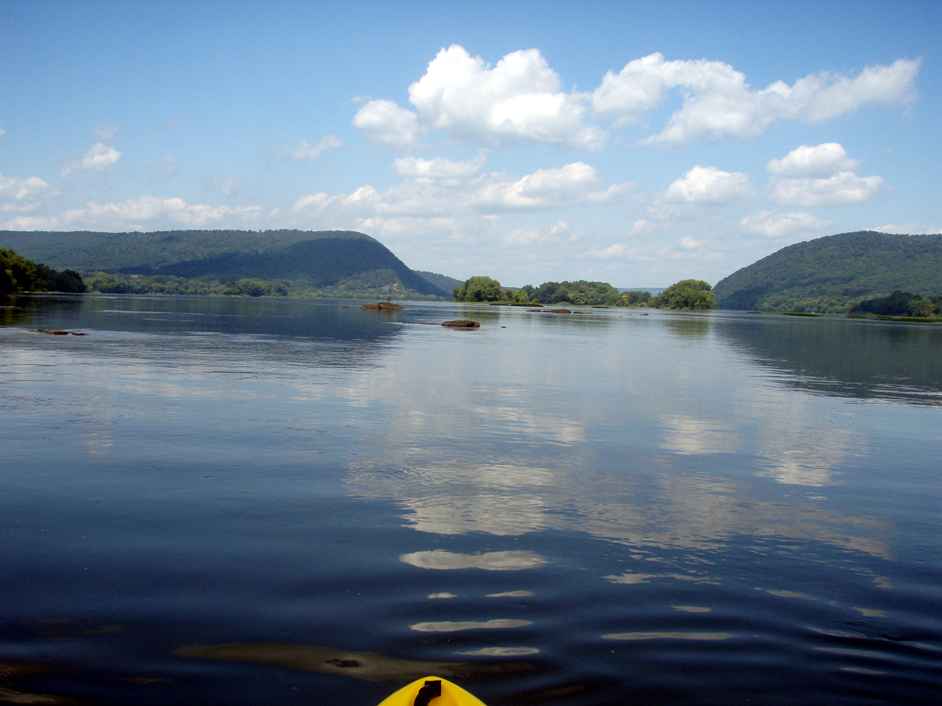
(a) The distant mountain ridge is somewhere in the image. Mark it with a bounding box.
[715,231,942,312]
[0,229,456,298]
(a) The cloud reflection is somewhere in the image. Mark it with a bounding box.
[410,619,531,633]
[400,550,546,571]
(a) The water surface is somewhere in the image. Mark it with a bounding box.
[2,295,940,705]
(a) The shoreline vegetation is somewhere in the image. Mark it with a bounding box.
[1,248,86,296]
[453,276,715,311]
[3,237,939,323]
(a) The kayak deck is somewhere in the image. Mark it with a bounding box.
[377,676,488,706]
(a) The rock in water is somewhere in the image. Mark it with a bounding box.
[441,319,480,329]
[361,302,402,311]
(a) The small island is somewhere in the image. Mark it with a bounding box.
[453,275,714,311]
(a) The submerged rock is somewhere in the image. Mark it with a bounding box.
[36,329,87,336]
[529,308,571,314]
[361,302,402,311]
[441,319,480,329]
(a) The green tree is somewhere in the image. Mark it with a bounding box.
[656,279,715,310]
[0,247,86,295]
[454,276,504,302]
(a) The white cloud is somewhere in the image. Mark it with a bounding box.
[872,223,942,235]
[292,134,342,160]
[665,165,750,204]
[62,142,121,175]
[680,236,704,250]
[353,46,920,150]
[586,243,635,259]
[506,220,574,245]
[353,99,421,146]
[799,59,922,121]
[630,219,656,236]
[591,53,920,144]
[0,202,39,214]
[768,143,857,176]
[9,196,262,230]
[0,215,59,230]
[407,44,602,149]
[771,171,882,207]
[394,154,485,181]
[472,162,628,211]
[293,161,628,223]
[0,174,50,201]
[740,211,827,238]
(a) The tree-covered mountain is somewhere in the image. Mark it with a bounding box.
[0,229,454,298]
[1,247,86,295]
[415,270,464,294]
[714,231,942,312]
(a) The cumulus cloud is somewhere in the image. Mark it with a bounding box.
[353,100,421,146]
[740,211,827,238]
[353,46,920,149]
[472,162,628,211]
[406,44,602,148]
[768,143,857,176]
[771,171,882,207]
[293,161,628,222]
[0,174,50,201]
[62,142,121,175]
[767,143,881,207]
[288,159,629,245]
[292,134,342,160]
[394,154,485,181]
[665,165,749,204]
[595,54,921,144]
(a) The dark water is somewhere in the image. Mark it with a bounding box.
[2,295,940,706]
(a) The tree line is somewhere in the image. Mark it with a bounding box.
[454,276,714,310]
[849,291,942,319]
[0,248,86,296]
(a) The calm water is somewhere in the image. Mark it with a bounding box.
[2,295,940,706]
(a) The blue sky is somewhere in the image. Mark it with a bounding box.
[1,0,939,285]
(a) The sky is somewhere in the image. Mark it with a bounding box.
[1,0,940,286]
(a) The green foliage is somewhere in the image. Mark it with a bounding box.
[714,231,942,312]
[0,229,451,298]
[454,276,504,302]
[82,272,444,300]
[529,280,622,305]
[850,291,941,318]
[0,247,86,295]
[416,270,464,294]
[619,290,654,306]
[654,279,715,310]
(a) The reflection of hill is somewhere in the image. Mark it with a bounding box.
[717,316,942,405]
[2,295,404,371]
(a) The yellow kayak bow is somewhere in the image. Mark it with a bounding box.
[377,676,488,706]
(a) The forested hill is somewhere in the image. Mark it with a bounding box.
[714,231,942,312]
[0,229,450,297]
